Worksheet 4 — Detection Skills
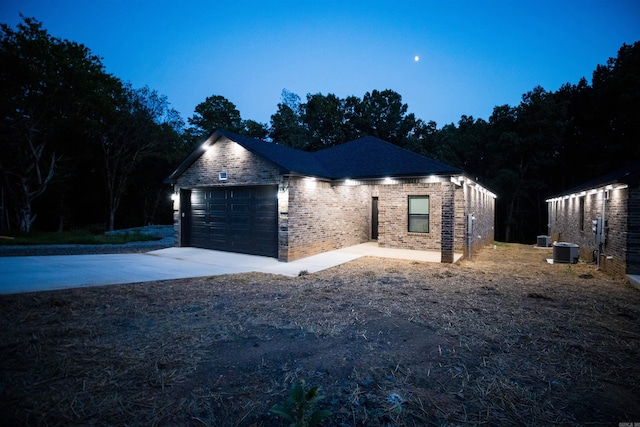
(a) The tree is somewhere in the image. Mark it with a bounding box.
[188,95,244,139]
[0,17,111,232]
[353,89,416,146]
[303,93,349,150]
[270,89,308,149]
[126,107,185,227]
[242,119,269,139]
[99,84,171,231]
[270,88,425,151]
[589,42,640,170]
[188,94,268,142]
[404,119,439,156]
[486,105,525,242]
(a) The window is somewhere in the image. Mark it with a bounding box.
[408,196,429,233]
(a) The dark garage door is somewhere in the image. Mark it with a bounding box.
[188,186,278,257]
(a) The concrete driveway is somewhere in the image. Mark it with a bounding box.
[0,247,364,295]
[0,243,459,295]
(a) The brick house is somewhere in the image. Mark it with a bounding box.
[165,129,496,263]
[546,162,640,278]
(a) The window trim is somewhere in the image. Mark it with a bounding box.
[408,195,430,233]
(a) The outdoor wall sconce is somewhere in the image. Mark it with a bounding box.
[278,183,289,192]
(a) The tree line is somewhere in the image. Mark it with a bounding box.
[1,17,639,242]
[0,17,188,233]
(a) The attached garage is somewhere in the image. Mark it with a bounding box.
[166,129,497,263]
[181,185,278,257]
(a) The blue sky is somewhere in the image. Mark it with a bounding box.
[1,1,639,128]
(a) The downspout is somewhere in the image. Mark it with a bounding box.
[468,216,471,260]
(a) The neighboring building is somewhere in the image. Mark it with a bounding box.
[546,162,640,278]
[165,129,496,263]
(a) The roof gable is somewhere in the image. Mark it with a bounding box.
[219,130,331,177]
[165,130,461,183]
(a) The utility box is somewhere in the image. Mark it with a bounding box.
[467,214,475,234]
[593,218,605,245]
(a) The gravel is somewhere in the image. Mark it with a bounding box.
[0,225,175,257]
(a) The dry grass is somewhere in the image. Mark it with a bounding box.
[1,243,639,426]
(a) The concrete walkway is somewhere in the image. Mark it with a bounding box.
[337,242,463,263]
[0,243,458,295]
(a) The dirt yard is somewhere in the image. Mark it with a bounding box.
[1,244,639,426]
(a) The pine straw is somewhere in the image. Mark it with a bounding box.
[1,244,639,426]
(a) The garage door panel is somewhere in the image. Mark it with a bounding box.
[208,203,227,212]
[230,205,250,214]
[188,186,277,257]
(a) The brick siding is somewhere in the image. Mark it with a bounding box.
[284,178,371,261]
[174,137,282,187]
[548,186,630,277]
[626,186,640,275]
[464,182,496,257]
[378,182,451,251]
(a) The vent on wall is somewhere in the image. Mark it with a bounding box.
[553,242,579,264]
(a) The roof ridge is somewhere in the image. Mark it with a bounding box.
[313,135,461,179]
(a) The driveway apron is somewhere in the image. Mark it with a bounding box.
[0,248,364,294]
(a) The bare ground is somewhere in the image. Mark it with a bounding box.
[1,243,639,426]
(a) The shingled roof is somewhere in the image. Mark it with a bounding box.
[548,161,640,199]
[315,136,460,179]
[165,129,462,183]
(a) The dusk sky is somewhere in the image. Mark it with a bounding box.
[2,1,639,128]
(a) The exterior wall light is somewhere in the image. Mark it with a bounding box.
[451,176,464,186]
[545,183,628,203]
[304,177,316,189]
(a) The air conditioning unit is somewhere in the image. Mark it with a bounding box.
[553,242,579,264]
[537,235,551,247]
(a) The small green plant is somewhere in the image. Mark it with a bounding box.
[269,380,333,427]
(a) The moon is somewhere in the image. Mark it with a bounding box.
[414,55,419,62]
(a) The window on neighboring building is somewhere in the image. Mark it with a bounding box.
[579,196,585,231]
[408,196,429,233]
